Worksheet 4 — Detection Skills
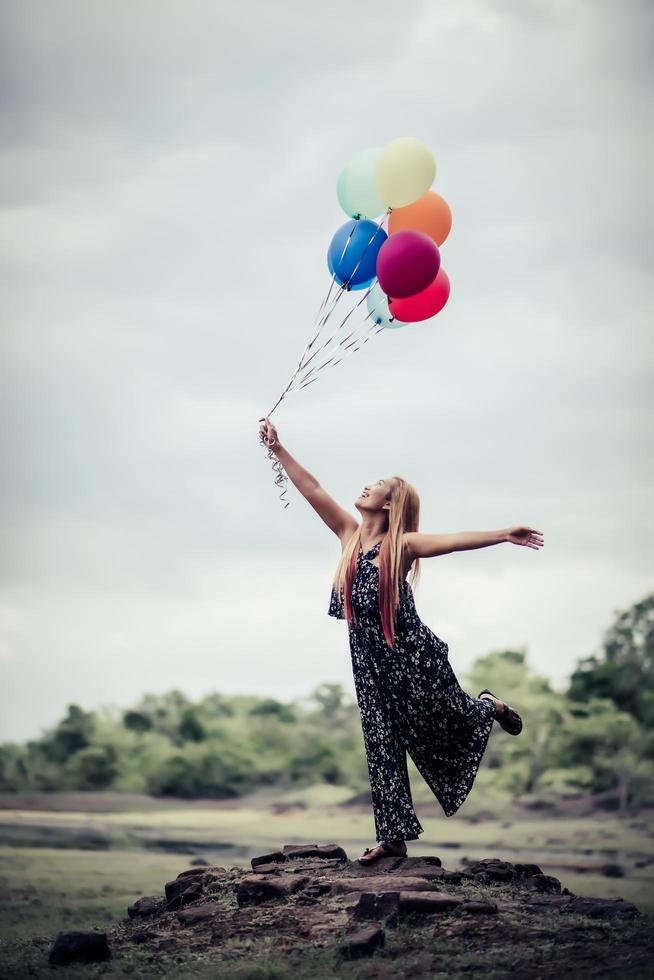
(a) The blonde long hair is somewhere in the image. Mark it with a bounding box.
[331,477,421,651]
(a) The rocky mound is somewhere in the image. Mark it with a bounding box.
[47,843,650,976]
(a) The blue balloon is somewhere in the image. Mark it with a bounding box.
[327,250,375,291]
[327,219,387,290]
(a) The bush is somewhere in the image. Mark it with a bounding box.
[122,710,153,733]
[146,741,255,798]
[65,745,119,790]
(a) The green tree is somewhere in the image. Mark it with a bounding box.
[289,740,344,785]
[310,683,348,722]
[178,708,206,742]
[42,705,96,763]
[465,649,565,794]
[568,593,654,727]
[549,698,653,812]
[0,744,28,791]
[65,745,119,790]
[122,710,153,734]
[249,699,296,724]
[146,742,255,798]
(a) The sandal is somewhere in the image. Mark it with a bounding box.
[478,688,523,736]
[358,839,407,864]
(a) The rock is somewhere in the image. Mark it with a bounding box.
[524,874,562,894]
[404,866,446,882]
[190,857,209,866]
[343,857,445,878]
[399,855,443,869]
[460,900,498,915]
[287,860,344,873]
[563,897,639,920]
[282,843,348,861]
[398,891,463,914]
[525,895,574,911]
[177,865,228,880]
[251,851,287,868]
[345,856,404,875]
[48,930,111,965]
[467,859,515,881]
[250,863,283,875]
[514,863,543,878]
[601,864,625,878]
[352,891,400,927]
[164,878,203,911]
[176,868,206,880]
[303,881,333,898]
[337,923,385,959]
[127,895,162,918]
[177,903,221,926]
[331,876,443,896]
[236,874,311,907]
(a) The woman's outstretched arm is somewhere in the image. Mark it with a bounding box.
[405,526,543,559]
[258,416,357,540]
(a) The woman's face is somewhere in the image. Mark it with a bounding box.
[356,477,395,511]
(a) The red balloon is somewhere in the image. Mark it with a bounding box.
[376,229,440,299]
[388,268,450,322]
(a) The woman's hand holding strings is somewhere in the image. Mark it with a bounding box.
[258,416,280,451]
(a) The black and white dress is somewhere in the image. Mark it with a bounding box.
[329,538,495,841]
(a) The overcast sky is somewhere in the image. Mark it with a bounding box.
[1,0,652,743]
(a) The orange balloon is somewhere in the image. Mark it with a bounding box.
[388,191,452,246]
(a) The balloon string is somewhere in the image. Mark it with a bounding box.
[260,209,390,508]
[258,433,291,508]
[264,232,355,421]
[290,219,360,372]
[263,210,388,419]
[289,284,374,389]
[302,209,388,358]
[296,312,385,387]
[286,210,389,388]
[291,290,394,390]
[294,322,386,391]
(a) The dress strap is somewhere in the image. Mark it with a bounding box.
[359,538,384,557]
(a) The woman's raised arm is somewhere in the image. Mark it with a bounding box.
[258,417,358,540]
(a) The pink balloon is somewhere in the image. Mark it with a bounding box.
[376,230,440,299]
[388,268,450,322]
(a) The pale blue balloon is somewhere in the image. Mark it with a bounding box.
[337,147,386,220]
[366,282,408,329]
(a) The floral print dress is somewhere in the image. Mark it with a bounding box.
[329,538,496,842]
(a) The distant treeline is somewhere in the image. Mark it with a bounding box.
[2,594,653,813]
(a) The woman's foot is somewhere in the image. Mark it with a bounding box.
[478,688,523,736]
[358,838,407,864]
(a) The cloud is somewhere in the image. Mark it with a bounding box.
[0,0,651,740]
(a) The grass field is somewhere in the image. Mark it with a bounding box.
[0,793,653,977]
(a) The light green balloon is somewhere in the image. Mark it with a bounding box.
[337,147,386,220]
[366,282,408,329]
[375,137,436,209]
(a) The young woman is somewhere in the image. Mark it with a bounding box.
[258,416,543,864]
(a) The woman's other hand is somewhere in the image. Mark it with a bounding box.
[258,416,280,450]
[506,526,544,550]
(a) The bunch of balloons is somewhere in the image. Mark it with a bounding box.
[334,137,451,329]
[260,137,451,507]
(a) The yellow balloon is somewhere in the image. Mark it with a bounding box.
[375,137,436,209]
